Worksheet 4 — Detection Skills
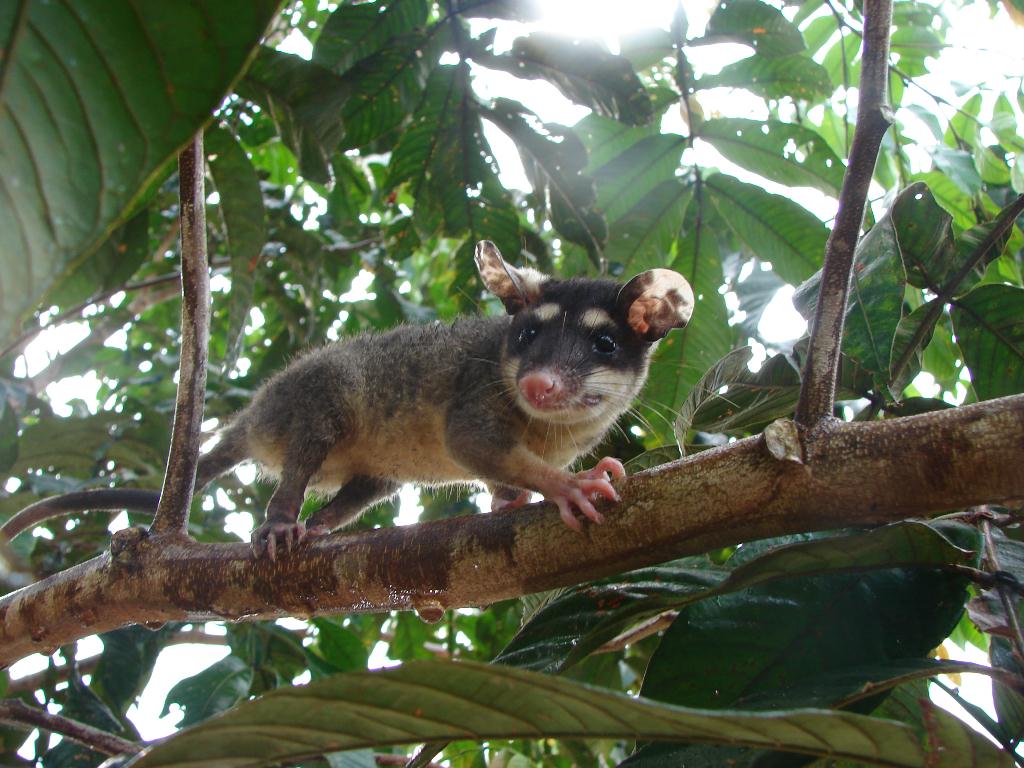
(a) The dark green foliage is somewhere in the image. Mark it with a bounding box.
[1,1,1023,766]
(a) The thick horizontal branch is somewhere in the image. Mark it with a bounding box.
[0,395,1022,667]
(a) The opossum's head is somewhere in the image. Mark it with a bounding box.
[475,240,694,426]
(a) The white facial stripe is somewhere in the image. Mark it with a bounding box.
[533,303,561,322]
[580,308,614,331]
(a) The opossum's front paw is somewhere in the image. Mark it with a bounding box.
[576,457,627,483]
[251,520,306,561]
[542,458,625,532]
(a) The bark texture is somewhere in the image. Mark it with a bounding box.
[0,394,1021,668]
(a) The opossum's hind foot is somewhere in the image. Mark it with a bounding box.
[251,519,334,560]
[251,519,303,561]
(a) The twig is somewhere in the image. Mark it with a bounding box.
[0,699,139,756]
[150,135,211,536]
[983,518,1024,667]
[932,678,1024,766]
[6,628,228,694]
[795,0,894,428]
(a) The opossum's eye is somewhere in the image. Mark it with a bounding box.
[517,326,538,347]
[593,333,617,356]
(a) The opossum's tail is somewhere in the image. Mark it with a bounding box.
[1,489,161,540]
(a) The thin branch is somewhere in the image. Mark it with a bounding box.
[6,628,228,694]
[0,699,139,756]
[983,518,1024,667]
[932,678,1024,767]
[795,0,894,428]
[0,393,1021,668]
[151,135,211,536]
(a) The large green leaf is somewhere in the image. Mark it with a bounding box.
[42,208,149,309]
[474,33,653,125]
[497,522,977,676]
[640,560,972,710]
[335,28,438,150]
[313,0,429,76]
[951,284,1024,400]
[0,0,279,345]
[206,127,267,371]
[602,180,691,274]
[702,0,806,58]
[484,99,606,260]
[704,174,827,284]
[697,118,846,196]
[697,54,832,102]
[124,660,1010,768]
[388,66,519,272]
[590,136,688,224]
[843,200,907,378]
[236,47,351,185]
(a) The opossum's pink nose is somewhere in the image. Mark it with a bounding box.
[519,371,565,409]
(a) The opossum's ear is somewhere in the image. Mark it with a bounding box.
[475,240,548,313]
[617,268,695,342]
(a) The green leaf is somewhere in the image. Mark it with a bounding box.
[309,618,370,676]
[697,118,846,196]
[703,0,806,58]
[206,127,267,372]
[697,55,832,102]
[928,146,983,197]
[91,626,175,716]
[475,33,653,125]
[590,135,687,224]
[44,208,149,309]
[484,99,606,259]
[705,174,827,284]
[951,284,1024,401]
[389,67,520,276]
[162,655,252,728]
[992,94,1024,153]
[336,29,436,150]
[0,0,279,345]
[313,0,429,75]
[640,562,971,711]
[498,522,976,676]
[124,660,1010,768]
[685,350,802,435]
[843,202,908,378]
[890,300,941,393]
[237,47,351,185]
[603,180,691,274]
[944,93,982,149]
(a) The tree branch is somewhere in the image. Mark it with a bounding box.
[151,135,211,536]
[0,394,1021,668]
[796,0,894,427]
[0,698,139,756]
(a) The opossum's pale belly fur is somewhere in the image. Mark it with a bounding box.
[240,400,609,496]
